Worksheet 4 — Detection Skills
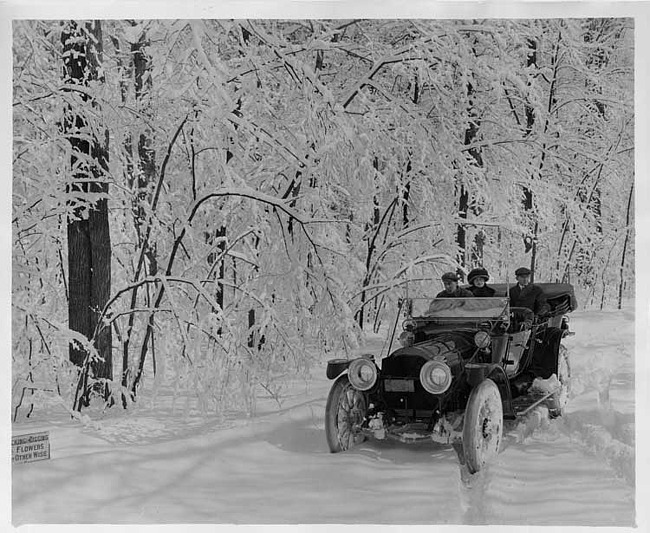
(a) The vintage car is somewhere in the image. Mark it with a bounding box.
[325,281,577,473]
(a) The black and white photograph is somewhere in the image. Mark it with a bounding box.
[5,1,649,529]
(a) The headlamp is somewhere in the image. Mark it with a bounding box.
[474,330,491,349]
[420,360,452,394]
[402,318,417,331]
[348,358,378,391]
[399,331,415,347]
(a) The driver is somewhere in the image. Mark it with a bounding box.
[509,267,550,317]
[435,272,473,298]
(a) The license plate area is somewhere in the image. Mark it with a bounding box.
[384,379,415,392]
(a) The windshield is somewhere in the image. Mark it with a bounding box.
[410,297,509,319]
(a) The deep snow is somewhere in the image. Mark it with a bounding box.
[8,306,642,528]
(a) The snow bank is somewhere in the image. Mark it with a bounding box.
[530,373,560,394]
[9,307,639,526]
[559,307,636,486]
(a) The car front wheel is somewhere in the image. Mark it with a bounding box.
[462,378,503,474]
[325,374,367,453]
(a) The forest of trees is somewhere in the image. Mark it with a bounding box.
[12,19,634,419]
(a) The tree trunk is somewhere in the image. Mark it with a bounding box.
[524,33,560,281]
[133,29,158,277]
[522,38,537,257]
[618,182,634,309]
[112,25,158,402]
[457,79,484,269]
[61,20,112,403]
[456,186,468,268]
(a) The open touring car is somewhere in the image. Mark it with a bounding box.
[324,282,577,473]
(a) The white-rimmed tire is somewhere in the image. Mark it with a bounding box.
[462,378,503,474]
[325,374,368,452]
[548,344,571,418]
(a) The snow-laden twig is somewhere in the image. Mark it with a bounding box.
[244,21,334,100]
[340,35,440,109]
[348,254,455,312]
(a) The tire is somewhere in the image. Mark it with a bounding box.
[462,378,503,474]
[548,344,571,418]
[325,374,368,453]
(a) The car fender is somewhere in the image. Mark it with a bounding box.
[326,359,350,379]
[326,354,375,380]
[462,364,513,418]
[465,362,500,388]
[531,326,565,379]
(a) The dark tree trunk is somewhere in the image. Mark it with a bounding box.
[456,186,468,268]
[457,79,484,269]
[132,30,158,277]
[522,38,537,256]
[67,217,92,367]
[61,21,112,400]
[89,175,112,381]
[132,31,158,382]
[402,181,411,227]
[397,159,412,234]
[215,226,227,311]
[534,35,560,281]
[112,25,158,402]
[618,182,634,309]
[357,159,383,330]
[205,146,232,323]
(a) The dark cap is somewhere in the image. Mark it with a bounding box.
[468,267,489,285]
[515,267,532,277]
[441,272,459,282]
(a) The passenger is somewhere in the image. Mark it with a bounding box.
[435,272,473,298]
[508,267,550,316]
[467,267,496,297]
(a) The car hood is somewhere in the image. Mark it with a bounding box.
[389,338,460,361]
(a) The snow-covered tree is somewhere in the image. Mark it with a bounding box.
[12,18,634,420]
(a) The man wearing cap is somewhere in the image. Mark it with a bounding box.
[467,267,496,297]
[509,267,550,316]
[436,272,474,298]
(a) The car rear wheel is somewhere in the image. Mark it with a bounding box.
[462,378,503,474]
[325,374,367,452]
[549,344,571,418]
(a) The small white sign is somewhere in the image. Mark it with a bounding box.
[12,431,50,464]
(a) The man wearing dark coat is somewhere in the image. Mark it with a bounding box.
[436,272,474,298]
[467,267,496,297]
[508,267,550,316]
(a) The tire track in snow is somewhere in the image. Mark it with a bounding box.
[558,408,635,485]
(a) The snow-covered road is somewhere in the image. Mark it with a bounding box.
[11,307,639,526]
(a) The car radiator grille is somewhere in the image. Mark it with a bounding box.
[380,355,438,415]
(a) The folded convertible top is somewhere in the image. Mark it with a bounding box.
[469,282,578,312]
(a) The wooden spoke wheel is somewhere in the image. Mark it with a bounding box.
[462,378,503,474]
[325,374,368,452]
